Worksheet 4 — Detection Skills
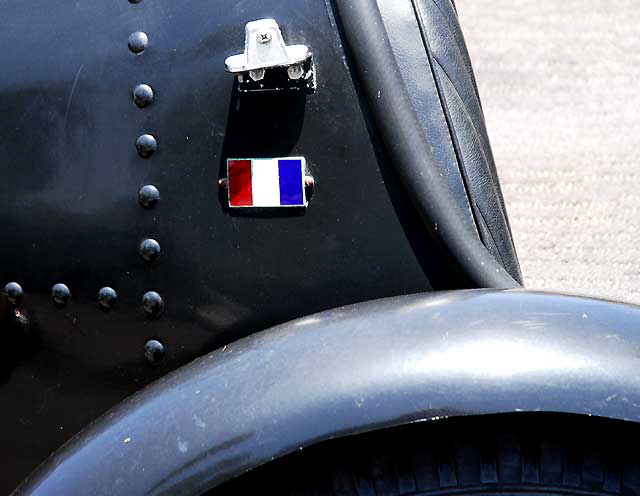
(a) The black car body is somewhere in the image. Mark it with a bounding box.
[2,1,639,495]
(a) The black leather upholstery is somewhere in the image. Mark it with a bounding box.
[379,0,522,282]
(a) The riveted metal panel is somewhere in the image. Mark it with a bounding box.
[0,0,453,491]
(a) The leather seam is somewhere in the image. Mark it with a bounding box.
[426,0,477,95]
[475,201,508,270]
[432,58,494,187]
[410,0,481,240]
[425,0,510,222]
[433,59,521,279]
[432,59,519,270]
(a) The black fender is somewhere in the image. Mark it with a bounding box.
[15,290,640,495]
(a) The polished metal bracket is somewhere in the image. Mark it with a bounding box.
[225,19,316,92]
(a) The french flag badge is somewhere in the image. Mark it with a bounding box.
[226,157,308,208]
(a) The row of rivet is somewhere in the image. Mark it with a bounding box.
[4,281,164,363]
[0,1,166,366]
[128,30,157,160]
[128,2,165,365]
[128,14,161,266]
[3,282,163,315]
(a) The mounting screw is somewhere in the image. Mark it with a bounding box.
[248,68,265,82]
[287,64,304,80]
[257,31,272,44]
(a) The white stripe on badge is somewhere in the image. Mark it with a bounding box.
[251,159,281,207]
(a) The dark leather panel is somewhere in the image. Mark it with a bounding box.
[421,0,506,212]
[0,0,448,492]
[434,62,518,275]
[378,0,522,282]
[416,0,521,281]
[377,0,477,238]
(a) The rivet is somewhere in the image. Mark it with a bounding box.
[98,287,118,311]
[138,185,161,209]
[136,134,157,158]
[4,282,23,305]
[144,339,165,364]
[128,31,148,54]
[133,84,154,108]
[142,291,163,317]
[139,238,161,263]
[51,283,71,308]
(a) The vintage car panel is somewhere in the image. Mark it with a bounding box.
[15,290,640,495]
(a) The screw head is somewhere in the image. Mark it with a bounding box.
[128,31,148,54]
[51,283,71,308]
[257,31,272,44]
[287,64,304,80]
[133,84,154,108]
[138,185,160,209]
[5,282,23,305]
[139,238,161,263]
[98,287,118,311]
[248,68,265,82]
[144,339,165,364]
[136,134,157,158]
[142,291,164,317]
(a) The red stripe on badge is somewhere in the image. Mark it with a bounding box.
[228,160,253,206]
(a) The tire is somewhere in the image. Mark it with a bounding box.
[213,413,640,495]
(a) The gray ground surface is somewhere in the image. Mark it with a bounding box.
[456,0,640,304]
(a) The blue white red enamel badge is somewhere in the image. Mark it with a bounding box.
[223,157,310,208]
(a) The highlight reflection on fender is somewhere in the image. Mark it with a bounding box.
[412,339,589,377]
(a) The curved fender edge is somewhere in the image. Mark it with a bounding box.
[15,290,640,495]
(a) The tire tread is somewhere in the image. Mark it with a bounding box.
[213,414,639,496]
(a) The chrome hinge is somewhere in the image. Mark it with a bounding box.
[225,19,316,92]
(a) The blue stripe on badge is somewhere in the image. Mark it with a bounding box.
[278,159,304,206]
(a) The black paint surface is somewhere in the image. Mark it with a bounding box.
[0,0,449,491]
